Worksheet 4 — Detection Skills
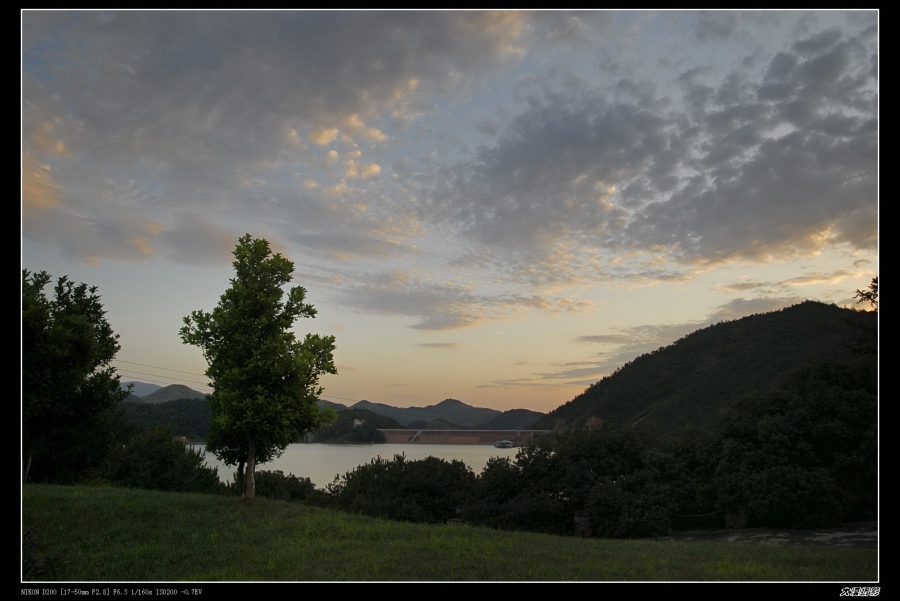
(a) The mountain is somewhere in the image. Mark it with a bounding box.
[120,383,543,431]
[350,398,538,429]
[141,384,208,403]
[121,393,145,404]
[317,399,349,412]
[479,408,546,430]
[121,381,161,397]
[311,409,405,443]
[532,301,877,437]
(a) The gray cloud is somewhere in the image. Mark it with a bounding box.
[22,10,539,265]
[694,11,738,42]
[421,19,876,288]
[22,11,877,328]
[417,342,461,349]
[333,269,593,331]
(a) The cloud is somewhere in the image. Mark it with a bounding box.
[310,127,340,146]
[719,269,862,295]
[334,269,594,331]
[22,10,877,330]
[160,214,242,266]
[22,151,62,218]
[334,271,483,330]
[694,11,738,42]
[21,10,539,265]
[420,19,876,289]
[417,342,461,349]
[516,295,809,388]
[22,152,167,264]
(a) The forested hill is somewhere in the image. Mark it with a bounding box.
[532,301,877,436]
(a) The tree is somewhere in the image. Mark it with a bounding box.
[854,276,878,310]
[179,234,337,500]
[22,270,128,482]
[711,359,877,527]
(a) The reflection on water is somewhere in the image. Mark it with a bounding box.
[191,442,519,488]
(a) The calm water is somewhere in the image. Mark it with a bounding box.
[192,443,519,489]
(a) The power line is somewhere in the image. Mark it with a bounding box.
[114,359,206,377]
[112,358,358,404]
[116,369,211,390]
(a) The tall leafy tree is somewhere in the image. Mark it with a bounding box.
[180,234,337,500]
[22,270,128,482]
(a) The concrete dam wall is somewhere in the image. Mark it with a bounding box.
[377,429,550,445]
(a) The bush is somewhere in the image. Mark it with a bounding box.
[327,454,476,524]
[99,425,226,494]
[465,430,678,538]
[254,470,328,504]
[27,407,134,485]
[712,359,877,527]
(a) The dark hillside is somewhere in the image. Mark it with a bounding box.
[532,301,876,436]
[142,384,207,403]
[312,409,404,443]
[118,397,211,440]
[352,398,501,428]
[480,408,546,430]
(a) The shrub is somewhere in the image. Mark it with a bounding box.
[327,454,476,524]
[99,425,226,494]
[254,470,328,504]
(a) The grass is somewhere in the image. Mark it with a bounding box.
[22,484,877,582]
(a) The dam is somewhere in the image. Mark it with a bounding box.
[377,429,550,446]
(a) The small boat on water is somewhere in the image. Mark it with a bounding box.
[494,440,514,448]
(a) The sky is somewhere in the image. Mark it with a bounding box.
[21,9,878,413]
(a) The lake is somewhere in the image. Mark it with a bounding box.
[192,442,519,489]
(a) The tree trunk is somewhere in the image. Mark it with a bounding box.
[245,440,256,501]
[23,450,32,484]
[236,459,246,497]
[23,435,36,483]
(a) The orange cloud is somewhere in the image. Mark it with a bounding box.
[22,151,62,221]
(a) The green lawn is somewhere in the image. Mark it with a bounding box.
[22,484,878,582]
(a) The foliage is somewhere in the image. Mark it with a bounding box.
[119,397,212,440]
[99,425,226,494]
[532,301,877,436]
[462,455,528,529]
[179,234,337,499]
[312,409,402,443]
[406,418,462,430]
[711,357,877,527]
[472,428,680,537]
[472,444,570,534]
[327,454,476,524]
[464,354,877,534]
[252,470,328,505]
[22,269,129,482]
[27,405,135,485]
[854,276,878,310]
[664,429,722,530]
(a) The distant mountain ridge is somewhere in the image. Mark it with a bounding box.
[121,381,162,397]
[345,398,544,430]
[120,381,543,430]
[351,398,495,428]
[121,382,208,404]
